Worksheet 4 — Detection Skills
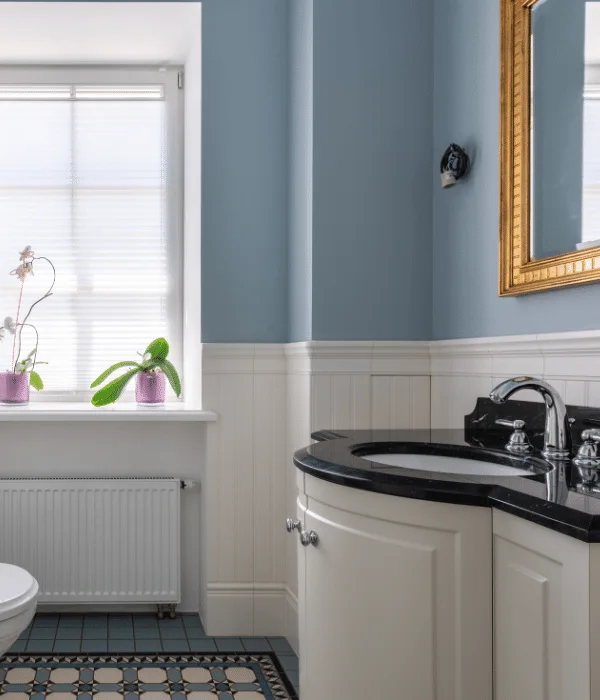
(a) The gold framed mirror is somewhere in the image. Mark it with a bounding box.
[500,0,600,295]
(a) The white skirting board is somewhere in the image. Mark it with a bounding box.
[204,583,287,637]
[284,587,299,656]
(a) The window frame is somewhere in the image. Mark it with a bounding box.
[0,64,184,402]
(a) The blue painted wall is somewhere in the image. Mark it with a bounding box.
[432,0,600,340]
[201,0,289,343]
[288,0,313,343]
[310,0,433,341]
[532,0,585,259]
[204,0,434,343]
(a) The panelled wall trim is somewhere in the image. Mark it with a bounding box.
[202,343,288,636]
[202,343,287,375]
[201,340,433,638]
[285,340,431,375]
[200,330,600,637]
[430,330,600,428]
[431,330,600,380]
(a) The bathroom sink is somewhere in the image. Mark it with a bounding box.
[352,443,550,478]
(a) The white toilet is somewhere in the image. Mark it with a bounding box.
[0,564,38,656]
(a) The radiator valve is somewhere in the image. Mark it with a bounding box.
[181,480,198,490]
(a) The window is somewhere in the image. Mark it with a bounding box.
[0,67,183,400]
[582,81,600,245]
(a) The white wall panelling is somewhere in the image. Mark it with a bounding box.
[202,330,600,641]
[286,341,431,433]
[202,344,287,635]
[202,341,431,640]
[430,330,600,428]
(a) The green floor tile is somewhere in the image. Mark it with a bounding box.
[29,629,56,640]
[135,640,164,653]
[268,637,294,654]
[56,628,82,640]
[81,641,108,653]
[53,640,82,653]
[188,639,217,652]
[162,640,190,652]
[26,640,54,653]
[134,628,160,639]
[240,638,271,652]
[214,638,244,652]
[108,640,136,653]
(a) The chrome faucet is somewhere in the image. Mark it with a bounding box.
[489,377,571,460]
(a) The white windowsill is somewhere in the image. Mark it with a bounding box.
[0,402,217,422]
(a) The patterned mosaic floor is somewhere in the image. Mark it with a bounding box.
[11,614,299,695]
[0,653,298,699]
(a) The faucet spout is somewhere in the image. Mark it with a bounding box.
[490,376,571,460]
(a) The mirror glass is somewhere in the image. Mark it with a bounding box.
[531,0,600,260]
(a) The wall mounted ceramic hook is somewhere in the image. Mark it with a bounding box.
[440,143,469,189]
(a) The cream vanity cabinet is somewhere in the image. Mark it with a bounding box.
[493,509,599,700]
[295,473,493,700]
[294,473,600,700]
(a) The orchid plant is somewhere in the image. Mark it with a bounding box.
[90,337,181,407]
[0,246,55,391]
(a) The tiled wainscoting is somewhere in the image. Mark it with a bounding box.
[11,613,300,695]
[201,331,600,649]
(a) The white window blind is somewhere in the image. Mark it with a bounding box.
[0,67,182,400]
[583,84,600,243]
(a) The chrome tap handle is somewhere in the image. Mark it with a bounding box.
[573,430,600,469]
[286,518,301,533]
[581,429,600,443]
[495,418,525,430]
[494,419,532,454]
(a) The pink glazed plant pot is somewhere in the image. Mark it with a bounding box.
[136,371,166,405]
[0,372,30,404]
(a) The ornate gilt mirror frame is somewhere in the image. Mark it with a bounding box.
[500,0,600,295]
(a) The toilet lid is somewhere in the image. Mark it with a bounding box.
[0,564,38,621]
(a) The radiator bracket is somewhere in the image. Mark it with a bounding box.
[157,603,177,620]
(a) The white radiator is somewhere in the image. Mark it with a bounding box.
[0,478,181,604]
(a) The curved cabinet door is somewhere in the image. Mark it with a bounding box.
[298,479,492,700]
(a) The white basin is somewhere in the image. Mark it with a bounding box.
[364,452,533,477]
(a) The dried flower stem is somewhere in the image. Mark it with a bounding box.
[11,278,24,371]
[13,256,56,372]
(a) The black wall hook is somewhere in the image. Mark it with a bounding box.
[440,143,469,189]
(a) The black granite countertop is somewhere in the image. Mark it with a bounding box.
[293,399,600,543]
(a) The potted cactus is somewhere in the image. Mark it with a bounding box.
[90,337,181,407]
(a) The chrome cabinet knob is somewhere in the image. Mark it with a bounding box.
[300,530,319,547]
[495,418,533,454]
[286,518,301,533]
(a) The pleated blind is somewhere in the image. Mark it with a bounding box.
[583,85,600,244]
[0,69,182,399]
